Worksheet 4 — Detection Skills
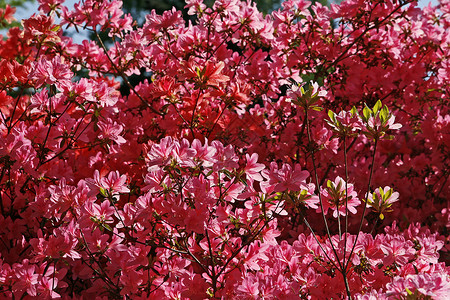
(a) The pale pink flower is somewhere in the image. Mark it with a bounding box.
[29,57,72,89]
[185,0,206,15]
[244,153,265,182]
[86,170,130,196]
[97,119,126,145]
[318,176,360,217]
[366,186,399,219]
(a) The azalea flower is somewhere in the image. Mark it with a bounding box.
[365,186,399,220]
[318,176,360,217]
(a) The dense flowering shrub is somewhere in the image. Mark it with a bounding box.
[0,0,449,298]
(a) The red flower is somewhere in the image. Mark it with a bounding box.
[0,5,15,24]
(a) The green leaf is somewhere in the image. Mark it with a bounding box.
[99,187,108,197]
[328,110,336,122]
[380,106,389,124]
[239,176,248,187]
[222,169,234,179]
[173,167,182,175]
[362,106,371,121]
[103,223,112,232]
[326,179,333,189]
[336,180,342,192]
[379,187,384,198]
[206,169,214,177]
[373,100,382,114]
[385,188,392,199]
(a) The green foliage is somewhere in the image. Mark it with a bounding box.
[0,0,30,8]
[0,0,32,30]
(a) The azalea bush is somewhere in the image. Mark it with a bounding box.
[0,0,449,298]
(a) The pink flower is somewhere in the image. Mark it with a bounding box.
[327,108,363,137]
[312,126,339,153]
[68,78,96,102]
[243,153,265,182]
[185,0,206,15]
[97,118,126,145]
[386,273,450,299]
[297,183,320,209]
[22,13,61,43]
[287,81,327,108]
[13,262,39,296]
[37,0,64,14]
[181,60,230,88]
[84,200,116,225]
[144,7,184,33]
[191,138,216,167]
[29,56,72,89]
[146,136,175,171]
[318,176,360,217]
[366,186,399,220]
[361,100,402,139]
[380,236,415,266]
[0,5,15,24]
[0,90,14,115]
[236,275,260,298]
[38,277,61,299]
[2,0,450,298]
[101,171,130,194]
[91,80,120,107]
[367,113,402,131]
[173,138,197,167]
[86,170,130,197]
[261,163,309,193]
[211,140,239,171]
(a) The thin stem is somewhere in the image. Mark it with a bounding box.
[206,101,227,140]
[93,30,163,116]
[434,172,449,201]
[295,203,340,271]
[189,89,204,138]
[345,138,378,272]
[321,2,407,74]
[304,109,344,271]
[52,260,56,293]
[337,199,342,238]
[205,229,217,297]
[216,217,268,278]
[343,135,349,266]
[79,229,118,292]
[169,101,195,138]
[343,273,352,300]
[370,217,379,235]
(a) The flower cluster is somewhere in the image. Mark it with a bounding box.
[0,0,448,298]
